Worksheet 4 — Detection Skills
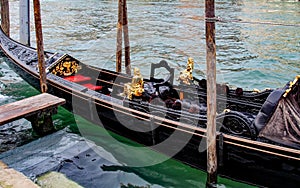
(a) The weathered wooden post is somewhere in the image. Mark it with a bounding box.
[0,0,10,36]
[33,0,47,93]
[205,0,218,187]
[123,0,131,75]
[19,0,30,46]
[116,0,123,73]
[116,0,131,75]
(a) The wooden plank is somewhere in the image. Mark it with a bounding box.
[0,93,65,126]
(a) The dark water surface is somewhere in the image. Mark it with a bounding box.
[0,0,299,187]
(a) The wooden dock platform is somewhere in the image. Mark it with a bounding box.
[0,160,40,188]
[0,93,65,135]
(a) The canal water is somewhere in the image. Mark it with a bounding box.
[0,0,299,187]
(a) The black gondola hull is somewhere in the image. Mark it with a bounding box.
[1,28,299,188]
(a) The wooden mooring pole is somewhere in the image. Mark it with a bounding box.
[19,0,30,46]
[116,0,123,73]
[205,0,218,187]
[116,0,131,75]
[33,0,47,93]
[0,0,10,36]
[123,0,131,75]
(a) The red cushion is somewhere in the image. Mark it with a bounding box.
[82,83,103,91]
[64,74,91,83]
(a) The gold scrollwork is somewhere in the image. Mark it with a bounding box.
[283,75,300,97]
[50,56,81,77]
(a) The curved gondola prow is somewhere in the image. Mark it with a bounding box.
[254,76,300,133]
[283,75,300,99]
[253,76,300,148]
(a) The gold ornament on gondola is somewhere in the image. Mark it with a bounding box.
[122,67,144,100]
[178,57,194,85]
[50,56,81,77]
[283,75,300,97]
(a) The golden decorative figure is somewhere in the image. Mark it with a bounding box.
[178,57,194,85]
[122,67,144,100]
[51,58,81,77]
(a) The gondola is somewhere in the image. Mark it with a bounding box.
[0,27,299,188]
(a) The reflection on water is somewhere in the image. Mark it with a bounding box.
[1,0,299,187]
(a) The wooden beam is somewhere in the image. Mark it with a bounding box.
[205,0,218,187]
[0,93,65,135]
[33,0,47,93]
[116,0,123,73]
[0,0,10,36]
[19,0,30,46]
